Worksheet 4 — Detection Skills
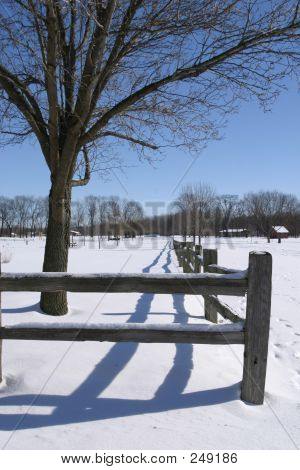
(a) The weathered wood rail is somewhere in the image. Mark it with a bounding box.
[173,239,272,404]
[0,272,247,296]
[0,323,244,345]
[0,245,272,405]
[173,240,246,323]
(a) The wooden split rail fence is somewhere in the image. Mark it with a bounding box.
[173,239,272,404]
[173,240,247,323]
[0,243,272,405]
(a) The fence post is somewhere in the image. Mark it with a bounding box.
[173,240,178,260]
[203,248,218,323]
[241,251,272,404]
[194,244,202,273]
[179,241,186,269]
[184,242,193,273]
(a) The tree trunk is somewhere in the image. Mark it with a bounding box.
[40,184,71,315]
[198,230,202,246]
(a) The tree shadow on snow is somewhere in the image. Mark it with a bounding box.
[1,302,42,315]
[0,242,240,432]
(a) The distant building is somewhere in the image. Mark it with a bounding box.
[70,230,81,236]
[69,230,81,247]
[219,228,249,237]
[270,226,289,239]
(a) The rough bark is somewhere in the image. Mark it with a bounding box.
[40,183,72,315]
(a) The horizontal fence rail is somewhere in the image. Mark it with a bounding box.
[0,242,272,405]
[173,240,272,404]
[206,265,246,275]
[173,241,246,323]
[0,323,244,345]
[0,272,248,296]
[204,295,243,324]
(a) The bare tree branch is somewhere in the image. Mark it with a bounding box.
[1,0,300,180]
[100,130,158,150]
[80,18,300,146]
[71,146,91,187]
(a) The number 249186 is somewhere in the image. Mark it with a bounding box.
[190,453,238,464]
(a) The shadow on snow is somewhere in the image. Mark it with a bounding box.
[0,241,240,431]
[2,303,42,315]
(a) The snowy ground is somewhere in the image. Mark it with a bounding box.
[0,236,299,450]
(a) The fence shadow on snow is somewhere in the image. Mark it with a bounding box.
[0,242,240,431]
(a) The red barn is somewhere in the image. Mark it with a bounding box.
[270,226,289,239]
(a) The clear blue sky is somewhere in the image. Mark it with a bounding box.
[0,81,299,210]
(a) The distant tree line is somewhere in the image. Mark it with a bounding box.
[0,196,48,237]
[1,187,299,241]
[144,184,300,241]
[0,195,144,240]
[72,196,144,239]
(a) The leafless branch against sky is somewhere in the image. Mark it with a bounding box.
[1,0,300,316]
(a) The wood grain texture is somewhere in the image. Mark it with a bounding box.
[241,251,272,405]
[0,325,245,344]
[203,249,219,323]
[0,272,248,296]
[205,295,244,323]
[207,265,246,276]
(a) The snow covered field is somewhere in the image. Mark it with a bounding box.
[0,236,299,450]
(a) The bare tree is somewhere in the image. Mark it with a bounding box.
[232,199,249,231]
[14,196,32,237]
[218,194,239,234]
[1,1,300,314]
[122,199,144,236]
[2,195,46,237]
[0,197,10,236]
[96,196,109,248]
[106,196,121,238]
[172,189,193,240]
[97,197,107,237]
[27,196,46,237]
[72,200,85,233]
[2,198,15,237]
[35,197,49,235]
[194,183,216,243]
[244,190,297,241]
[174,183,216,242]
[85,195,98,238]
[282,195,299,236]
